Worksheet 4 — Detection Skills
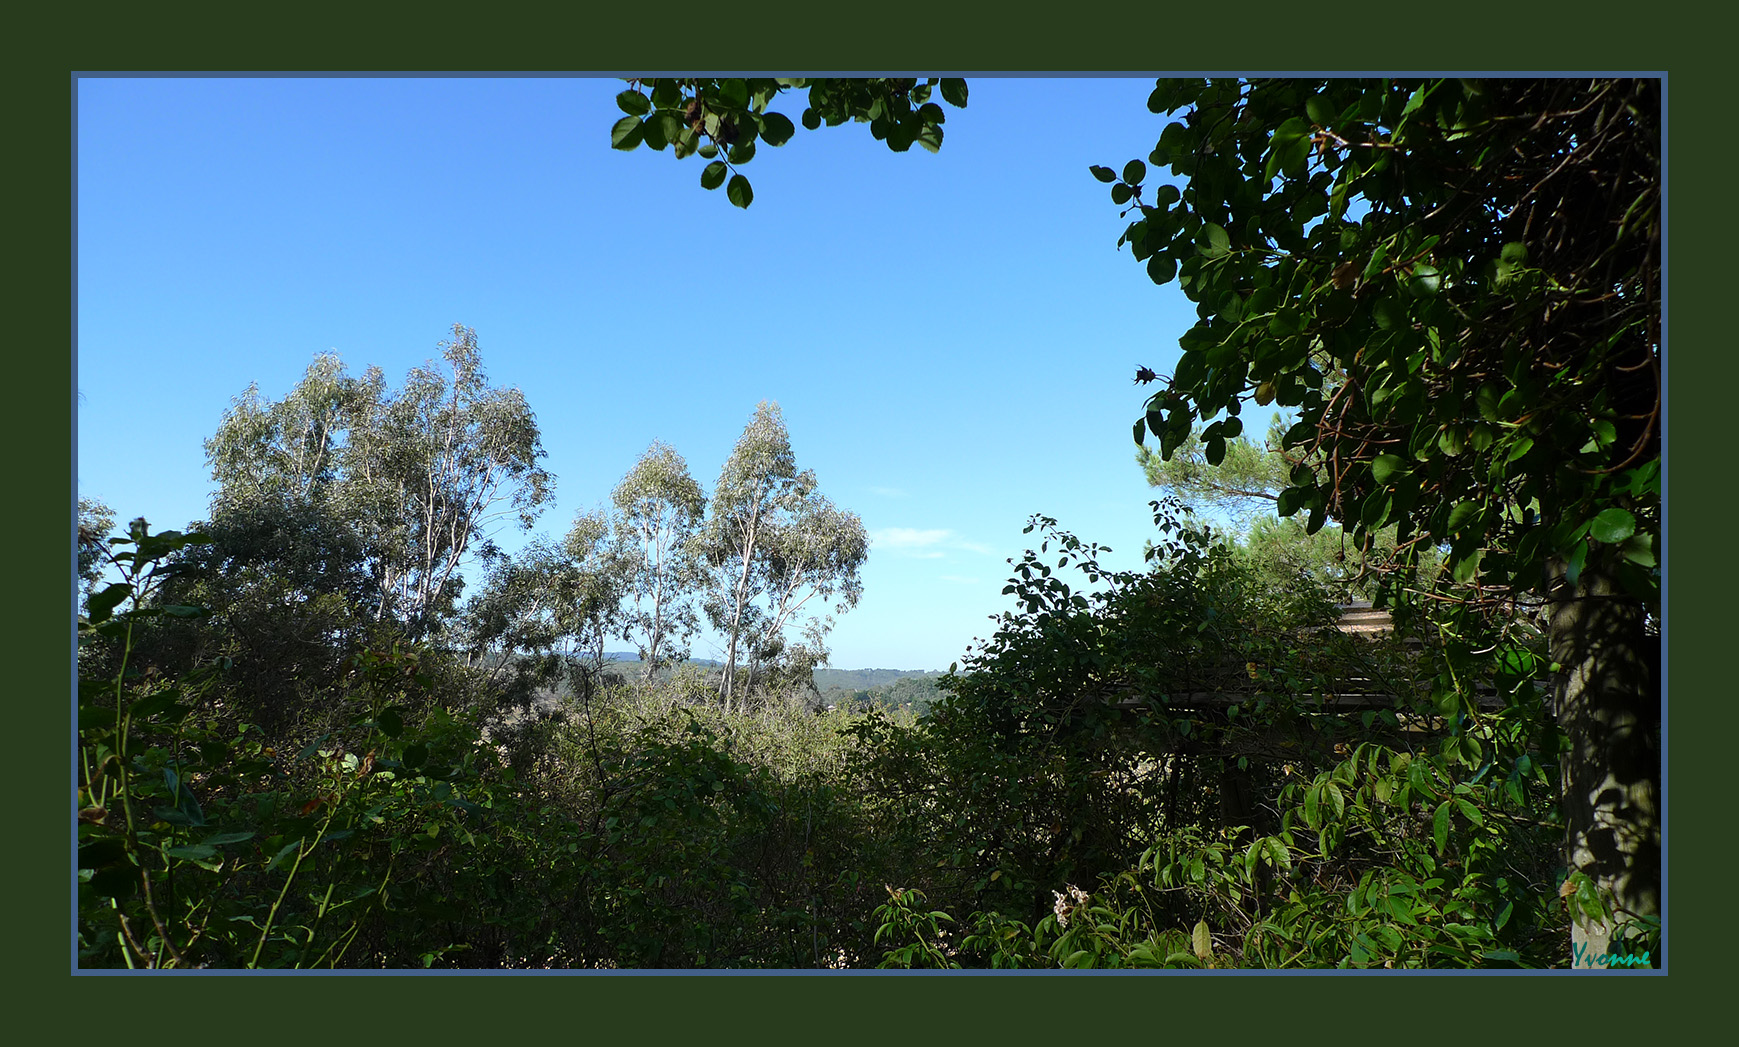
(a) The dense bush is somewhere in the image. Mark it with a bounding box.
[857,504,1576,968]
[76,511,1592,969]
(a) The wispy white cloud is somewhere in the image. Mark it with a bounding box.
[869,527,996,560]
[873,527,952,549]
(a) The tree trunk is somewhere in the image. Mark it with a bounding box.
[1548,564,1660,968]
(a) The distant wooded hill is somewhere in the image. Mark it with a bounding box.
[584,657,944,692]
[540,657,949,713]
[812,667,945,691]
[816,670,948,715]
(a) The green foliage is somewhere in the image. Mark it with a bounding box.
[696,401,868,709]
[853,503,1566,968]
[200,324,552,640]
[611,77,967,207]
[456,519,630,713]
[1137,414,1296,527]
[822,671,947,716]
[78,520,513,968]
[77,496,118,598]
[872,887,960,968]
[1111,76,1660,957]
[611,441,708,678]
[1139,416,1441,602]
[76,505,1571,969]
[1117,78,1659,611]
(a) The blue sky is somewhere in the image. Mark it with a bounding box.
[77,76,1243,671]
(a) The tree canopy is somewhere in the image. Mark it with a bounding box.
[202,324,553,639]
[1103,77,1660,964]
[697,401,868,709]
[1112,79,1658,612]
[610,77,968,208]
[618,74,1663,967]
[611,441,708,679]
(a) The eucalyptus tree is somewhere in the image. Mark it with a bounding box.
[560,507,632,673]
[610,441,707,681]
[739,491,869,700]
[456,505,630,713]
[202,324,553,641]
[696,402,868,710]
[77,496,118,597]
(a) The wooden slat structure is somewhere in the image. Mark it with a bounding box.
[1106,603,1536,715]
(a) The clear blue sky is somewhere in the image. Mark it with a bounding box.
[77,76,1244,671]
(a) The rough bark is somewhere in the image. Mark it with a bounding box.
[1548,565,1660,968]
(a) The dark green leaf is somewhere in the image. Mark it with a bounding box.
[165,843,217,861]
[610,115,644,151]
[701,161,728,190]
[649,78,680,109]
[717,79,749,110]
[266,840,303,872]
[1199,223,1229,258]
[1372,454,1408,484]
[1264,117,1311,180]
[759,111,796,146]
[155,803,206,827]
[88,583,132,624]
[939,78,968,108]
[726,173,754,209]
[89,863,141,898]
[1590,508,1636,544]
[1111,183,1133,205]
[201,831,256,847]
[1452,550,1482,583]
[671,126,699,159]
[128,689,183,720]
[1090,165,1118,183]
[615,90,651,117]
[1360,490,1391,530]
[1409,264,1441,297]
[1123,159,1146,185]
[79,838,128,870]
[645,114,682,151]
[1619,534,1656,567]
[1147,254,1177,285]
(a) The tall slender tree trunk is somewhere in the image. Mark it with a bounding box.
[1548,564,1660,968]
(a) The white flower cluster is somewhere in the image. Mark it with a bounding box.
[1052,884,1090,928]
